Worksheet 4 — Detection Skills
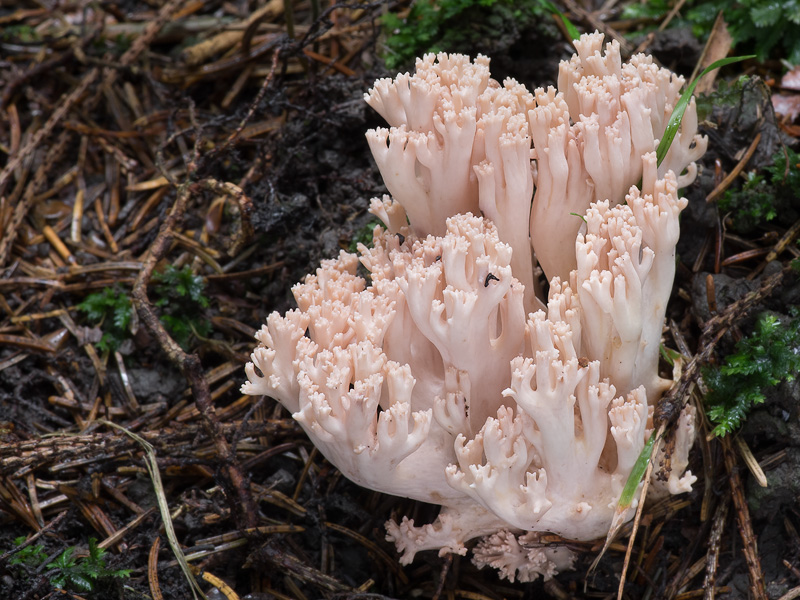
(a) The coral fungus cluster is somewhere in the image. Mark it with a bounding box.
[243,32,703,581]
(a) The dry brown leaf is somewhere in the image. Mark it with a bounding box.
[773,93,800,121]
[692,12,734,95]
[781,65,800,90]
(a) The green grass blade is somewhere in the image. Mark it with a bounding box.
[656,55,755,166]
[618,434,656,509]
[538,0,580,40]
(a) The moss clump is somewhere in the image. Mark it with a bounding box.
[704,312,800,436]
[719,147,800,233]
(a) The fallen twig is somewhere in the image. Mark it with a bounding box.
[721,436,768,600]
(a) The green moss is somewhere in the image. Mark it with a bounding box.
[718,147,800,233]
[695,75,752,122]
[381,0,551,70]
[77,287,133,353]
[703,312,800,436]
[78,265,211,351]
[348,220,381,253]
[9,537,130,594]
[152,265,211,348]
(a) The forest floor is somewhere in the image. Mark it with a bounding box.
[1,1,800,599]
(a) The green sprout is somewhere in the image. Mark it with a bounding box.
[8,537,130,594]
[152,265,211,348]
[78,266,211,351]
[349,220,381,253]
[46,538,131,593]
[77,286,134,353]
[9,537,47,567]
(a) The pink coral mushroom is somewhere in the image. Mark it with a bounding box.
[243,32,702,581]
